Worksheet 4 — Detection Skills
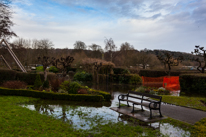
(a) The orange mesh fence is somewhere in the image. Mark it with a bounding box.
[142,76,164,87]
[141,76,180,91]
[163,76,180,91]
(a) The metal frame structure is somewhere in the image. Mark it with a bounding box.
[0,39,27,72]
[0,55,12,70]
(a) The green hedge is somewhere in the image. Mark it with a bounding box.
[0,87,105,102]
[0,69,56,85]
[90,89,111,101]
[98,74,142,85]
[0,69,17,84]
[139,69,199,77]
[113,68,130,74]
[180,74,206,96]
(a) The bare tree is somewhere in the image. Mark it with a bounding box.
[104,38,120,62]
[73,41,87,50]
[53,56,74,77]
[38,56,56,81]
[88,43,103,59]
[191,45,206,73]
[120,42,134,51]
[157,52,183,76]
[0,0,17,39]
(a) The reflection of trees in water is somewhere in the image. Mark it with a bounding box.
[118,114,160,130]
[57,105,73,125]
[34,103,54,115]
[34,103,73,125]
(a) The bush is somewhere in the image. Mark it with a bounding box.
[43,79,50,88]
[0,87,104,102]
[113,68,130,74]
[49,66,58,73]
[134,86,145,93]
[34,74,42,89]
[16,72,56,85]
[73,71,92,81]
[36,66,44,71]
[68,81,81,94]
[139,69,198,77]
[2,80,27,89]
[180,74,206,96]
[0,69,17,84]
[59,80,71,92]
[129,74,142,85]
[49,78,65,92]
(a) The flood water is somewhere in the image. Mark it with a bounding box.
[20,84,189,137]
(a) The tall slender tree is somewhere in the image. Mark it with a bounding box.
[0,0,17,39]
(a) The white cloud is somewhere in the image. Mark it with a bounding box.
[9,0,206,53]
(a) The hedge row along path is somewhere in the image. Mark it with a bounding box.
[161,103,206,124]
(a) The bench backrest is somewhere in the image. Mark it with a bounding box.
[128,91,162,100]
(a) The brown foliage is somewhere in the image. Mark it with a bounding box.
[2,80,27,89]
[82,58,115,67]
[77,88,88,94]
[49,78,65,92]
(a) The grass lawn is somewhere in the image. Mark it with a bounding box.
[0,95,162,137]
[161,95,206,111]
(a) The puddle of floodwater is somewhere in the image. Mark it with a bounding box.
[20,84,190,136]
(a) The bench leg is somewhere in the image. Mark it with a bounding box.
[131,104,135,113]
[141,105,144,111]
[118,100,121,108]
[127,101,130,107]
[149,109,152,119]
[159,108,163,117]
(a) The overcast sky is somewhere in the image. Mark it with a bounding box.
[10,0,206,53]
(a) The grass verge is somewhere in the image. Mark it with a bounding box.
[161,95,206,111]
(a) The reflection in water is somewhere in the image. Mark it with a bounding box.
[20,84,189,136]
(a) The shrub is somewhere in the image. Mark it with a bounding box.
[43,79,50,88]
[2,80,27,89]
[113,68,130,74]
[139,69,198,77]
[0,87,104,102]
[36,66,44,71]
[134,86,145,93]
[59,80,71,91]
[34,74,42,89]
[73,71,92,81]
[129,74,142,85]
[68,81,81,94]
[0,69,17,84]
[180,74,206,96]
[49,78,65,92]
[49,66,58,73]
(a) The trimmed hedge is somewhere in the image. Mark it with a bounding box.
[180,74,206,96]
[0,87,105,102]
[0,69,56,85]
[0,69,17,84]
[113,68,130,74]
[98,74,142,85]
[139,69,199,77]
[90,89,111,101]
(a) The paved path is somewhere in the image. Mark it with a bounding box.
[161,103,206,124]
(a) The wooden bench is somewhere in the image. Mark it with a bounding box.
[118,91,162,119]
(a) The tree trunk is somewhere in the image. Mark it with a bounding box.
[44,68,47,81]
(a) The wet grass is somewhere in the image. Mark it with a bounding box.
[0,95,165,137]
[161,95,206,111]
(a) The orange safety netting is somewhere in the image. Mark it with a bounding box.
[163,76,180,91]
[141,76,180,91]
[142,76,164,87]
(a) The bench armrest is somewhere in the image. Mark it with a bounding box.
[118,94,128,100]
[149,101,161,109]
